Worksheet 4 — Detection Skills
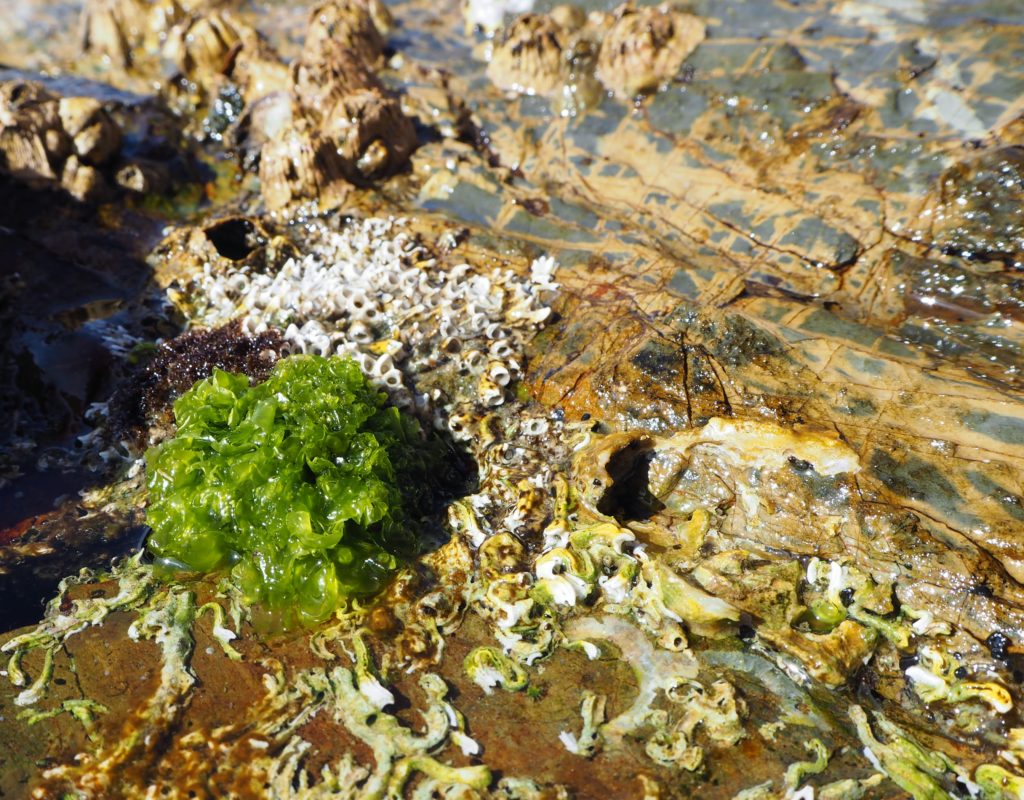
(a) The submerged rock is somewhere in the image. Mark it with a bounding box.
[929,146,1024,266]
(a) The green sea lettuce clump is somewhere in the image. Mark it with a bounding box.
[145,354,436,625]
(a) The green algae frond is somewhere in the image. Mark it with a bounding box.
[145,354,439,625]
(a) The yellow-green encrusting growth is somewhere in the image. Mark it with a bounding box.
[145,354,442,626]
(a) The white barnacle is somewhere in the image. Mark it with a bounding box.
[478,376,505,407]
[462,349,487,370]
[373,353,395,375]
[523,418,549,436]
[489,339,515,359]
[529,255,559,289]
[487,361,511,387]
[381,368,404,390]
[348,320,374,344]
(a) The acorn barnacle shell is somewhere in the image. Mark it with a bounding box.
[595,3,705,99]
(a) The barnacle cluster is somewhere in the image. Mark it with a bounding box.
[483,2,705,111]
[0,81,123,201]
[78,0,416,210]
[256,8,415,210]
[594,2,706,99]
[486,12,601,113]
[176,217,558,413]
[80,0,193,69]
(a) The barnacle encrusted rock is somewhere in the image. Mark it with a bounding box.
[484,3,704,108]
[163,9,242,85]
[288,47,415,186]
[78,0,410,211]
[79,0,187,68]
[305,0,388,66]
[0,81,123,200]
[487,13,596,99]
[57,97,122,165]
[80,0,256,101]
[248,0,415,210]
[255,105,413,208]
[594,2,705,98]
[0,81,69,186]
[171,217,557,410]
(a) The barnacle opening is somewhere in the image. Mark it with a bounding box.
[203,217,260,261]
[594,434,665,522]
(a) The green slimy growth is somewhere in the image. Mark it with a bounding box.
[145,355,438,626]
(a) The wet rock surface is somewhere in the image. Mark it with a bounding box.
[3,0,1024,798]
